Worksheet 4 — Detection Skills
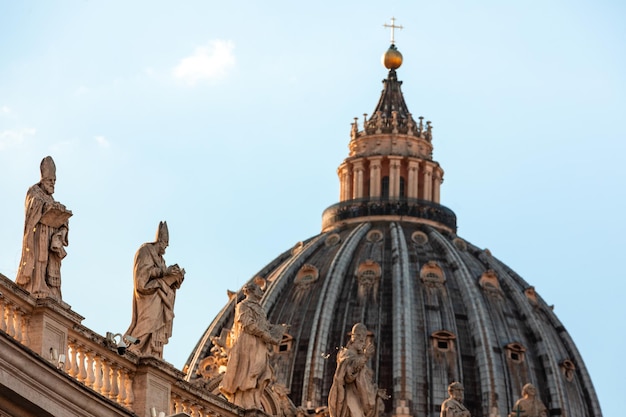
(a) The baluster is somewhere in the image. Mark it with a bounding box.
[172,394,183,413]
[6,304,15,338]
[122,369,134,408]
[18,312,29,345]
[117,367,127,406]
[69,343,80,378]
[109,364,120,401]
[64,343,73,373]
[0,297,6,332]
[92,354,103,393]
[76,345,88,383]
[85,349,95,388]
[13,308,23,343]
[101,359,112,397]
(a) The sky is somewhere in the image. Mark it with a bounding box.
[1,1,624,415]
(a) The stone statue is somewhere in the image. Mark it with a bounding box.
[509,383,547,417]
[16,156,72,300]
[440,382,471,417]
[125,221,185,358]
[328,323,385,417]
[220,281,287,410]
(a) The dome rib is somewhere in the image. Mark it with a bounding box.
[430,229,500,416]
[483,254,570,414]
[390,222,416,404]
[263,234,327,310]
[301,223,371,406]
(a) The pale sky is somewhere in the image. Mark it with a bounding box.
[1,2,624,416]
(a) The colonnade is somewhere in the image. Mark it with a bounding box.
[338,155,443,203]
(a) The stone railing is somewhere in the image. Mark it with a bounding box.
[0,279,34,346]
[0,273,252,417]
[66,325,137,409]
[322,197,457,232]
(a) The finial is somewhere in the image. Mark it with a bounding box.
[381,18,403,70]
[383,17,403,45]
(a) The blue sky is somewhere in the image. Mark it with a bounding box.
[1,1,624,415]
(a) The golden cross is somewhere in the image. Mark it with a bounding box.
[383,17,403,44]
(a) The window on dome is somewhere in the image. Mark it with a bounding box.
[274,334,294,354]
[356,260,382,303]
[504,342,526,364]
[420,261,445,287]
[431,330,456,352]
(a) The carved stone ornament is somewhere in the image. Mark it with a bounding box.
[356,260,381,302]
[293,264,319,302]
[366,229,383,243]
[411,231,428,245]
[420,261,445,287]
[453,237,467,251]
[291,241,305,255]
[560,359,576,382]
[524,286,538,305]
[197,328,232,379]
[325,233,341,247]
[479,269,503,298]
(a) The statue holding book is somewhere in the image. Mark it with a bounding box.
[16,156,72,300]
[125,221,185,358]
[220,280,287,410]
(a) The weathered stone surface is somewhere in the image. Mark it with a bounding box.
[16,156,72,301]
[126,221,185,358]
[220,281,287,411]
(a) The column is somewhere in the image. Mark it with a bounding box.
[388,156,403,198]
[432,166,443,204]
[352,159,365,199]
[423,163,433,201]
[407,160,420,199]
[369,156,383,198]
[338,163,352,202]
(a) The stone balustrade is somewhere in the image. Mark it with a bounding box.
[0,280,33,345]
[0,273,253,417]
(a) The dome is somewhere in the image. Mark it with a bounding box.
[184,45,602,417]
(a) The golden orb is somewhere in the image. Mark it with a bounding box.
[382,45,403,70]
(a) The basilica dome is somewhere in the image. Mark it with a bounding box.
[184,45,601,417]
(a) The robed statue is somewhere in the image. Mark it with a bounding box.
[220,281,287,410]
[328,323,386,417]
[16,156,72,300]
[440,382,471,417]
[125,221,185,358]
[509,383,548,417]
